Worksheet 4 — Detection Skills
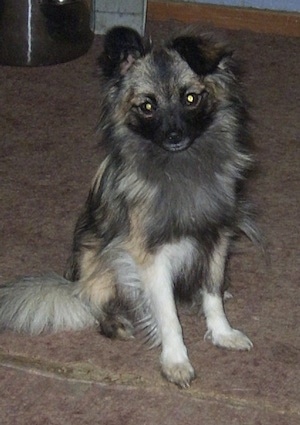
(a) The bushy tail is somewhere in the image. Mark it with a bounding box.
[0,273,96,335]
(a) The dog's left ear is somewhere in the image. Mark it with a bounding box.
[99,26,145,78]
[169,35,234,76]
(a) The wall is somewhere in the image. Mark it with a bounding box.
[94,0,147,34]
[178,0,300,12]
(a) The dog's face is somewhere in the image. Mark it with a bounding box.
[118,49,211,153]
[99,27,241,156]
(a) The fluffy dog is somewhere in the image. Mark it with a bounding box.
[0,27,260,388]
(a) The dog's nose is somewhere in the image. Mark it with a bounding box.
[167,131,183,145]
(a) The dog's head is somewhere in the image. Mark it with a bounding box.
[98,27,243,155]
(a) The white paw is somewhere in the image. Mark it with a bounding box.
[205,328,253,351]
[161,360,195,388]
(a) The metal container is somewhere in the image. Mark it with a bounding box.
[0,0,94,66]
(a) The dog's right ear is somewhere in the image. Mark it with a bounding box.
[98,27,145,78]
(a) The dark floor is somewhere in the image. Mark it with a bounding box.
[0,20,299,424]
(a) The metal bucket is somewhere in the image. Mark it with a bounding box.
[0,0,94,66]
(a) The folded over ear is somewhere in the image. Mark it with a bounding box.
[99,26,145,78]
[169,35,234,76]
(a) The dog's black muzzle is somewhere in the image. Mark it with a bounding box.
[161,131,192,152]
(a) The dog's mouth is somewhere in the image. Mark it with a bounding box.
[160,134,193,153]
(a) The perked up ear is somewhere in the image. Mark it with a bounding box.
[98,26,145,78]
[169,35,234,76]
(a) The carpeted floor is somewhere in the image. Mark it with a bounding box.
[0,20,299,425]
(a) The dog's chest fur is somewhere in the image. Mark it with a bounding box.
[105,154,236,252]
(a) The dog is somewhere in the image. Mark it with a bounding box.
[0,26,260,388]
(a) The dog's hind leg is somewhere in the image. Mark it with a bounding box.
[74,248,137,340]
[142,241,196,388]
[203,235,253,350]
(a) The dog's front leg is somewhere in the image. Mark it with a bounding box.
[143,246,195,388]
[203,235,253,350]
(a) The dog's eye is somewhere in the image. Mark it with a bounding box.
[185,93,200,107]
[139,101,156,116]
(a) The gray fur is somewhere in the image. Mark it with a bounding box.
[0,274,96,334]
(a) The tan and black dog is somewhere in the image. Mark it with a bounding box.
[0,27,260,388]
